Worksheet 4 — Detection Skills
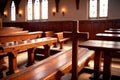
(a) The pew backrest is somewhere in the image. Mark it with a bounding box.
[0,27,23,32]
[0,31,43,43]
[44,31,55,37]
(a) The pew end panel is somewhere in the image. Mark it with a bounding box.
[55,32,70,49]
[43,31,55,37]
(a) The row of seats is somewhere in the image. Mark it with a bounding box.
[2,48,94,80]
[43,31,70,49]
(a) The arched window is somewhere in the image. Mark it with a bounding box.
[34,0,40,20]
[27,0,32,20]
[41,0,48,19]
[11,1,16,21]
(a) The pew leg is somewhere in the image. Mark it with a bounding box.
[53,43,57,48]
[44,45,50,58]
[93,51,102,80]
[27,48,36,66]
[0,72,3,78]
[103,51,112,80]
[0,58,5,64]
[0,65,7,78]
[60,42,64,49]
[7,52,18,75]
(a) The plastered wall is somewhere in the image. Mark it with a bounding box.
[0,0,120,22]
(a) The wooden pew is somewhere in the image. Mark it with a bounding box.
[96,32,120,59]
[0,37,57,75]
[55,32,70,49]
[109,28,120,31]
[2,47,94,80]
[0,31,43,76]
[0,46,7,78]
[0,27,28,76]
[79,40,120,80]
[104,30,120,34]
[43,31,55,37]
[96,33,120,41]
[0,30,29,36]
[0,31,43,43]
[1,27,23,29]
[0,27,23,32]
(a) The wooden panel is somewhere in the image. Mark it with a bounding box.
[3,19,120,39]
[79,19,120,39]
[3,21,74,32]
[0,18,2,28]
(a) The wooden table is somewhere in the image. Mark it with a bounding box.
[79,40,120,80]
[0,37,57,74]
[109,28,120,31]
[96,33,120,41]
[104,30,120,34]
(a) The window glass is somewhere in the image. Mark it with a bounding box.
[99,0,108,17]
[34,0,40,20]
[89,0,97,18]
[41,0,48,19]
[27,0,32,20]
[89,0,108,18]
[11,1,16,21]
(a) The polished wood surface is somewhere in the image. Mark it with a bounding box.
[0,37,57,74]
[2,48,94,80]
[3,19,120,40]
[79,40,120,51]
[63,31,89,40]
[96,33,120,41]
[96,33,120,38]
[55,32,70,49]
[0,31,43,43]
[0,30,28,36]
[109,28,120,31]
[79,40,120,80]
[0,27,29,65]
[0,27,23,33]
[104,30,120,34]
[0,18,2,28]
[44,31,55,37]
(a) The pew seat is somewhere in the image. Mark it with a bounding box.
[55,32,70,49]
[2,47,94,80]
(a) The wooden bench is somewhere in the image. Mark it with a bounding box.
[2,47,94,80]
[0,31,43,43]
[0,37,57,75]
[0,27,23,32]
[55,32,70,49]
[0,31,43,76]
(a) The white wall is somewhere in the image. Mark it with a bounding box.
[1,0,120,22]
[108,0,120,19]
[49,0,88,21]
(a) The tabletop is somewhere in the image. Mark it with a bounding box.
[79,40,120,51]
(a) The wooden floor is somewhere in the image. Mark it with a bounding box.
[2,41,120,80]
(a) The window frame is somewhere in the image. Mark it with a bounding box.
[27,0,48,21]
[88,0,109,19]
